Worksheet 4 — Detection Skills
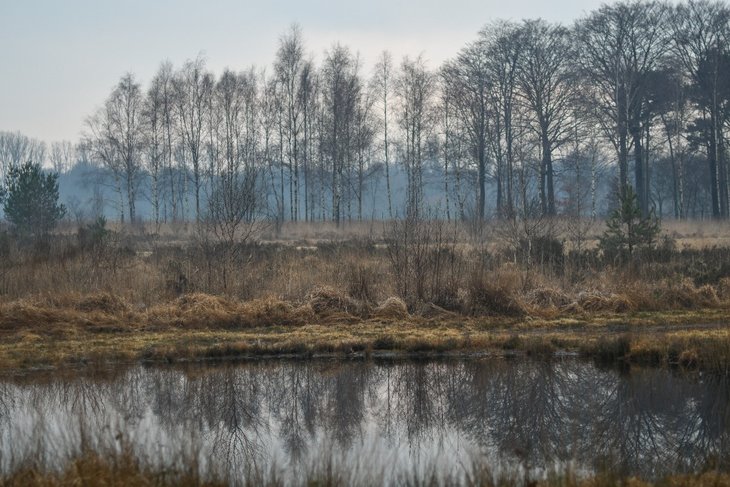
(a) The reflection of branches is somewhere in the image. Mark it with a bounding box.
[2,360,730,481]
[323,364,367,449]
[674,376,730,471]
[0,383,15,426]
[270,364,322,462]
[210,368,265,475]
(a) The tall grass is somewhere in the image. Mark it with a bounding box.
[3,220,730,314]
[2,220,730,371]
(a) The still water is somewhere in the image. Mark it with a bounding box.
[1,357,729,482]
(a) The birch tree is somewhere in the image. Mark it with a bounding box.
[396,55,436,220]
[174,56,212,221]
[372,51,395,219]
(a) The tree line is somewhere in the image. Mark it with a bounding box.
[4,0,730,226]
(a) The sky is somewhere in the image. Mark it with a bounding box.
[0,0,611,143]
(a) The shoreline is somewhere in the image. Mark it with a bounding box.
[2,296,730,373]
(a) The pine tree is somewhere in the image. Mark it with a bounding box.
[599,186,659,261]
[2,161,66,239]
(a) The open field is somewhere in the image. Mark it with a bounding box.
[71,218,730,248]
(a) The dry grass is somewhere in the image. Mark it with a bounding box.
[1,288,730,372]
[1,451,224,487]
[3,220,730,371]
[3,447,730,487]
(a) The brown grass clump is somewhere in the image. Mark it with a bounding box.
[693,284,720,306]
[0,299,128,334]
[414,302,459,319]
[373,297,409,320]
[145,293,240,329]
[73,293,131,314]
[25,293,132,315]
[468,276,526,317]
[717,277,730,300]
[654,279,721,309]
[525,288,572,309]
[240,298,315,327]
[145,294,311,329]
[307,286,362,316]
[176,293,238,315]
[76,293,130,315]
[577,291,633,313]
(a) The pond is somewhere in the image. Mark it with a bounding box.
[1,357,729,483]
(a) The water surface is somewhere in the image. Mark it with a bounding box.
[1,357,729,482]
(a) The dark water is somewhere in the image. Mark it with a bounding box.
[1,357,729,482]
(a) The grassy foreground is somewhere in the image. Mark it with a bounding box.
[2,448,730,487]
[2,291,730,372]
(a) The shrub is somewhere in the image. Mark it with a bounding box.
[518,235,565,274]
[77,216,109,251]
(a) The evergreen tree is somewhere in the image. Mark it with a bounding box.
[599,186,660,260]
[2,161,66,239]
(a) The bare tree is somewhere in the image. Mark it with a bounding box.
[396,55,436,220]
[204,68,264,291]
[174,56,212,221]
[372,51,395,219]
[576,2,670,215]
[49,141,75,174]
[672,0,730,219]
[657,66,689,219]
[485,21,524,217]
[516,19,576,216]
[259,71,285,228]
[0,132,46,183]
[275,24,306,221]
[321,43,359,226]
[152,62,179,223]
[86,74,144,223]
[353,62,376,221]
[442,34,491,221]
[299,58,318,221]
[144,68,170,230]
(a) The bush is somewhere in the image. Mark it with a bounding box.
[518,236,564,274]
[77,216,109,251]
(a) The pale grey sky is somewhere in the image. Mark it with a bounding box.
[0,0,611,143]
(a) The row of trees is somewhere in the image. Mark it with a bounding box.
[5,1,730,225]
[0,132,75,182]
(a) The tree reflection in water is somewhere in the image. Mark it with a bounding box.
[1,358,729,480]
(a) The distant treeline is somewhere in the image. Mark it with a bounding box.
[2,0,730,224]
